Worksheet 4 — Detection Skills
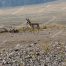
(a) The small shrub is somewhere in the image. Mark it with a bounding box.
[43,25,47,29]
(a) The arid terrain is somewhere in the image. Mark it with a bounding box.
[0,25,65,48]
[0,24,66,66]
[0,1,66,66]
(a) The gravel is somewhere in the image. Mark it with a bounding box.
[0,41,66,66]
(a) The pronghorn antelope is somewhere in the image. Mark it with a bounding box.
[26,18,40,31]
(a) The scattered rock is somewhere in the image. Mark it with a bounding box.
[0,41,65,66]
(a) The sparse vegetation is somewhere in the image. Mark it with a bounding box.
[42,25,47,29]
[0,24,65,33]
[0,23,66,66]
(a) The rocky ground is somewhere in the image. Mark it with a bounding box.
[0,25,66,66]
[0,40,66,66]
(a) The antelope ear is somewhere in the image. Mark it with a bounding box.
[26,18,27,21]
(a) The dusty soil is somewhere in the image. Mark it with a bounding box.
[0,27,66,49]
[0,25,66,66]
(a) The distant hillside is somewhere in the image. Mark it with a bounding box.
[0,0,66,25]
[0,0,56,8]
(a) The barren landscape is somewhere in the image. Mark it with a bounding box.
[0,1,66,66]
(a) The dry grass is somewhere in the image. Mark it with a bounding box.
[16,24,65,33]
[44,24,64,29]
[0,24,65,33]
[40,41,52,53]
[17,26,40,32]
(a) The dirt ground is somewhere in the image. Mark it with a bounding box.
[0,25,66,66]
[0,26,66,50]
